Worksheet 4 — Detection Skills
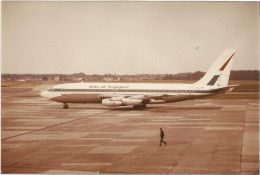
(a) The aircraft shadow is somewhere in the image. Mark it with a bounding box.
[56,105,222,111]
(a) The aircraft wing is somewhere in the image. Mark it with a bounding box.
[98,93,169,106]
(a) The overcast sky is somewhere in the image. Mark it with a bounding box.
[2,1,259,74]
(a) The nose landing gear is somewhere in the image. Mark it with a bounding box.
[63,103,68,109]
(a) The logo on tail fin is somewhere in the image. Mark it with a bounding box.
[194,49,235,87]
[219,53,234,71]
[207,75,220,86]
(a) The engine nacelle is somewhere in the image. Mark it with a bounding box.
[102,99,122,107]
[148,99,166,104]
[128,95,146,99]
[122,98,144,105]
[111,96,125,101]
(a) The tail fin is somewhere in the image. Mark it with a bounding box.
[194,49,235,87]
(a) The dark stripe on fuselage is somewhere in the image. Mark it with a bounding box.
[49,88,225,94]
[207,75,220,86]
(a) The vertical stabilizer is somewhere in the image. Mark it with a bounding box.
[194,49,235,87]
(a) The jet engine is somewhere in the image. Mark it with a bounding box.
[102,99,122,107]
[122,98,144,105]
[102,97,146,107]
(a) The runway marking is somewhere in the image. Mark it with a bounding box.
[61,163,112,166]
[111,138,147,142]
[222,105,246,110]
[1,110,114,141]
[122,130,157,137]
[2,131,29,139]
[96,118,129,123]
[167,127,204,128]
[32,132,60,134]
[78,138,115,140]
[2,143,24,148]
[126,123,209,125]
[3,126,44,130]
[194,103,216,106]
[88,117,111,119]
[92,132,124,134]
[7,133,58,141]
[43,169,96,174]
[63,144,100,146]
[187,114,215,116]
[117,114,142,116]
[21,116,55,119]
[46,132,90,140]
[88,146,137,154]
[75,110,106,113]
[129,122,245,125]
[62,144,100,147]
[180,119,212,121]
[241,162,259,173]
[150,117,184,119]
[205,127,243,130]
[151,119,182,122]
[222,109,245,111]
[11,119,72,123]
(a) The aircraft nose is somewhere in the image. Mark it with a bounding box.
[41,91,50,99]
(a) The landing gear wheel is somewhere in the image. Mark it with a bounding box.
[63,103,68,109]
[133,105,138,110]
[133,105,146,109]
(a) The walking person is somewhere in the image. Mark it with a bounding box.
[159,128,167,146]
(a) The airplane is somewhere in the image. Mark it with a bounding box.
[41,49,236,109]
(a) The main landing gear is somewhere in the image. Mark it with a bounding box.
[133,105,146,110]
[63,103,68,109]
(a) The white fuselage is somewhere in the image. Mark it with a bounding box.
[40,49,235,108]
[41,82,225,104]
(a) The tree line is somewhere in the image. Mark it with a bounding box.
[162,70,259,80]
[2,70,259,81]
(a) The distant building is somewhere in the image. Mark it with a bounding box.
[2,78,12,81]
[104,77,114,81]
[77,78,83,81]
[54,77,60,81]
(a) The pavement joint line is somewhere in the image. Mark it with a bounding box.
[45,167,97,174]
[6,165,95,174]
[239,109,247,174]
[1,109,114,142]
[6,135,86,167]
[167,119,212,174]
[2,107,145,168]
[101,133,154,173]
[3,87,259,174]
[2,110,117,167]
[1,165,56,172]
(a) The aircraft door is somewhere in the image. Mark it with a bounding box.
[61,87,66,95]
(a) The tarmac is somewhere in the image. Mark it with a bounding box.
[1,86,259,174]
